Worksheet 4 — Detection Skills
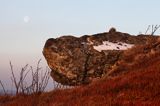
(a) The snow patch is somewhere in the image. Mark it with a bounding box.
[93,41,134,52]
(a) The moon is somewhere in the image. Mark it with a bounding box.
[23,16,30,23]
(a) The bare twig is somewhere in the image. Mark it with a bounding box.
[9,59,50,95]
[151,25,160,35]
[27,59,50,93]
[10,61,19,94]
[144,25,160,35]
[145,25,150,34]
[0,80,7,95]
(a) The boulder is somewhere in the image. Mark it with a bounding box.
[43,29,158,86]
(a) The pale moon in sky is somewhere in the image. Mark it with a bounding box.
[23,16,30,23]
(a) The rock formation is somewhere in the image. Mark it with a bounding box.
[43,28,158,86]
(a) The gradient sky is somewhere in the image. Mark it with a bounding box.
[0,0,160,90]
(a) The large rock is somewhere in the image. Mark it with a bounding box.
[43,29,158,86]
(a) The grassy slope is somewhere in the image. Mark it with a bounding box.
[1,41,160,106]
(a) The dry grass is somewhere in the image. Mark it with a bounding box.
[108,37,160,76]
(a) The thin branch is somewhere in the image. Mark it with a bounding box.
[0,80,7,95]
[145,25,150,34]
[7,59,51,95]
[151,25,160,35]
[10,61,19,94]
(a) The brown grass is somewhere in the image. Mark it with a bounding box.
[108,38,160,76]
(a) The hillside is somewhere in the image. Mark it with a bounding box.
[0,36,160,105]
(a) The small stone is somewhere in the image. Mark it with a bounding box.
[109,27,116,33]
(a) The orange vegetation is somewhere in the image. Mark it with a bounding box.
[1,39,160,106]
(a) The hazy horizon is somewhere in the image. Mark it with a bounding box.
[1,0,160,91]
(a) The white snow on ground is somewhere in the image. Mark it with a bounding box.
[93,41,134,52]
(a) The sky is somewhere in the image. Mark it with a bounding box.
[0,0,160,91]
